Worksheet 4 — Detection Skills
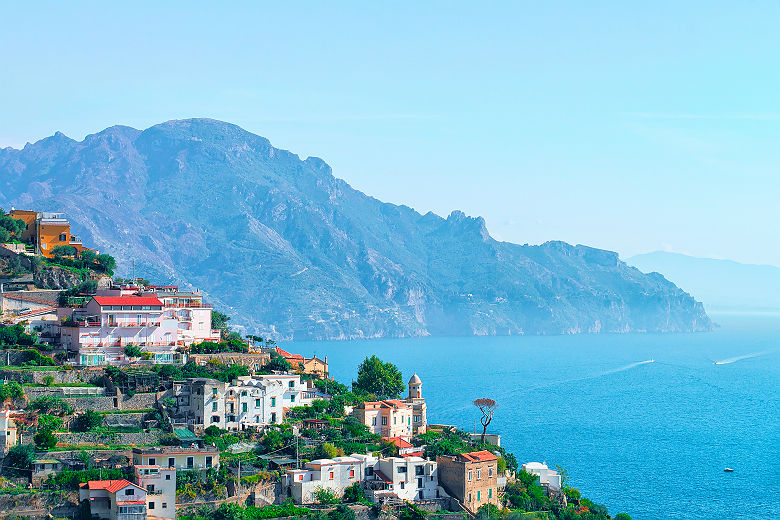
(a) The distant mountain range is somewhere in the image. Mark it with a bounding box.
[0,119,712,339]
[626,251,780,312]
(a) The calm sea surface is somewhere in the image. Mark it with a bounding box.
[285,314,779,520]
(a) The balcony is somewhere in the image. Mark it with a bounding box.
[164,302,213,308]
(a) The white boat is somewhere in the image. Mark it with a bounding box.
[724,468,734,472]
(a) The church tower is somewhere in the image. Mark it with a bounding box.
[408,373,422,399]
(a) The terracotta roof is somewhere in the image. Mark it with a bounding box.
[80,479,141,493]
[460,450,498,463]
[403,451,424,457]
[93,296,163,306]
[384,436,413,449]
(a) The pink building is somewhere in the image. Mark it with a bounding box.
[352,399,413,438]
[61,287,220,366]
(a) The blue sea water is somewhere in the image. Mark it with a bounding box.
[287,314,779,519]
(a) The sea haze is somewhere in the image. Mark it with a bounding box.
[290,314,780,520]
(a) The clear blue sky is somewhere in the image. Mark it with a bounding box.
[1,2,778,266]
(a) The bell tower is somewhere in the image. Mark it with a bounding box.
[408,373,422,399]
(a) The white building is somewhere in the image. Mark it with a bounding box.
[171,374,315,432]
[522,462,562,491]
[79,479,147,520]
[284,456,366,504]
[224,374,314,430]
[60,287,220,366]
[135,465,176,520]
[354,454,444,503]
[0,410,18,453]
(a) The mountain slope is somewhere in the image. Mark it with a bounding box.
[0,119,712,339]
[627,251,780,312]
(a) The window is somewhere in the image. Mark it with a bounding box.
[329,471,334,480]
[469,493,472,503]
[477,491,481,502]
[468,471,472,481]
[415,465,424,476]
[489,468,493,477]
[400,482,405,490]
[212,402,218,411]
[165,474,171,481]
[212,388,218,396]
[289,381,294,388]
[372,417,377,426]
[256,399,261,407]
[187,457,194,469]
[299,475,304,481]
[489,488,493,499]
[271,412,277,422]
[381,417,388,426]
[149,458,156,466]
[206,456,213,468]
[350,469,355,478]
[271,397,276,407]
[417,478,423,488]
[149,502,155,510]
[126,489,134,496]
[242,403,247,412]
[162,503,168,509]
[241,391,247,397]
[398,466,407,474]
[366,467,374,476]
[137,314,143,324]
[393,416,396,425]
[290,394,295,403]
[147,485,155,492]
[408,417,411,425]
[59,233,67,241]
[168,458,175,468]
[211,415,219,423]
[477,469,482,480]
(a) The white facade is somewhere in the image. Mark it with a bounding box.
[61,287,220,366]
[356,454,442,503]
[284,456,365,504]
[135,465,176,520]
[225,374,315,430]
[171,374,315,432]
[0,410,18,453]
[522,462,562,491]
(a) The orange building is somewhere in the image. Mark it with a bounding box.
[8,209,93,258]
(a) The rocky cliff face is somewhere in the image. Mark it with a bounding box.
[0,119,712,339]
[32,265,110,290]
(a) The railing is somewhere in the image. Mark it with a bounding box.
[164,302,213,308]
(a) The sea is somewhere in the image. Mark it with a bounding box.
[286,313,779,519]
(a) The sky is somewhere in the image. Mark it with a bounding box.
[1,2,778,267]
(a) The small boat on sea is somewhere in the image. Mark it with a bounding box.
[724,468,734,472]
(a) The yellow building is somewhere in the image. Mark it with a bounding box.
[8,209,94,258]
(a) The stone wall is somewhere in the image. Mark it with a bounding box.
[25,386,106,399]
[0,366,101,384]
[102,412,148,428]
[62,391,158,412]
[56,430,162,446]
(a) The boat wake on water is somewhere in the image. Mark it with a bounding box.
[714,351,771,365]
[601,359,655,376]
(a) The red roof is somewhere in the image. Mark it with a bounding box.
[384,436,413,449]
[93,296,163,306]
[276,347,305,361]
[460,450,498,463]
[403,451,424,457]
[80,479,141,493]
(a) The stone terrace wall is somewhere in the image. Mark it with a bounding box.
[0,367,102,384]
[56,430,162,446]
[62,392,158,412]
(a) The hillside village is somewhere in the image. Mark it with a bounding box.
[0,209,630,520]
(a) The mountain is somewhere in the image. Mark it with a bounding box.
[0,119,712,339]
[626,251,780,312]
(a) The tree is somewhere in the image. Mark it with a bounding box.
[34,428,58,450]
[42,375,55,387]
[96,254,116,272]
[262,351,292,372]
[72,410,103,432]
[327,504,356,520]
[52,245,78,259]
[0,381,25,401]
[3,445,35,477]
[473,398,497,444]
[39,414,63,431]
[313,486,340,504]
[354,355,405,398]
[614,514,632,520]
[124,345,144,358]
[80,249,97,263]
[476,504,501,520]
[212,311,231,336]
[342,482,366,503]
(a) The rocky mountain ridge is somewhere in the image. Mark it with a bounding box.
[0,119,712,339]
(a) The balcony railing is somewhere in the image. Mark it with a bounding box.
[164,302,213,308]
